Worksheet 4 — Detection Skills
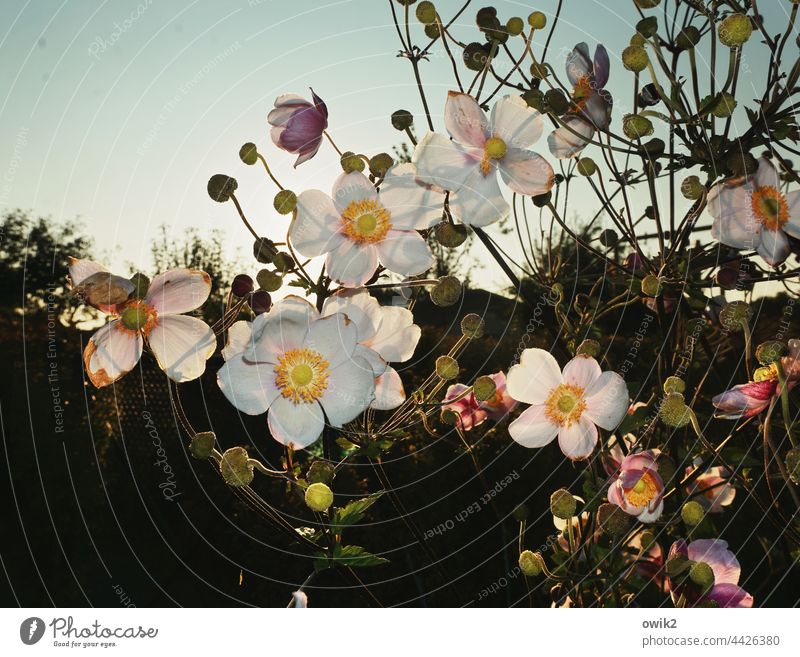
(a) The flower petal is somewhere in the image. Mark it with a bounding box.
[448,166,509,226]
[148,314,216,383]
[319,354,376,426]
[558,417,598,459]
[332,171,377,214]
[445,91,489,148]
[686,539,740,586]
[366,306,420,363]
[754,157,779,189]
[509,404,559,448]
[583,371,629,430]
[371,366,406,410]
[490,95,544,149]
[566,43,592,86]
[757,228,790,266]
[593,45,610,88]
[303,312,358,369]
[353,344,387,377]
[506,348,563,405]
[83,320,143,387]
[378,163,445,231]
[324,240,379,288]
[705,583,753,608]
[498,148,555,196]
[561,356,602,389]
[321,288,382,342]
[292,189,345,257]
[221,320,252,361]
[68,257,107,286]
[376,229,435,277]
[268,396,325,449]
[245,296,317,363]
[145,269,211,315]
[216,354,280,415]
[548,116,595,159]
[708,184,761,250]
[412,131,478,191]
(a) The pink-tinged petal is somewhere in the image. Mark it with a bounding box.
[620,450,660,474]
[686,539,740,586]
[443,383,485,430]
[480,371,518,420]
[445,91,489,148]
[593,45,610,88]
[68,257,107,286]
[371,366,405,410]
[754,157,779,189]
[378,163,445,231]
[548,117,595,159]
[303,312,358,369]
[565,43,592,87]
[709,185,761,250]
[216,354,280,415]
[498,148,555,196]
[325,240,379,288]
[291,190,345,257]
[268,397,325,449]
[353,344,387,378]
[321,288,382,342]
[582,91,612,129]
[268,94,311,122]
[448,166,509,226]
[490,95,544,149]
[583,371,629,430]
[557,417,598,460]
[367,306,420,363]
[292,139,323,167]
[221,320,252,361]
[561,355,602,389]
[607,481,625,509]
[637,499,663,523]
[507,348,563,404]
[784,189,800,235]
[509,404,559,448]
[245,296,317,363]
[83,320,143,387]
[332,171,377,214]
[712,379,777,419]
[148,315,216,383]
[412,131,478,191]
[376,229,434,277]
[319,354,375,426]
[705,583,753,608]
[145,268,211,315]
[757,228,790,266]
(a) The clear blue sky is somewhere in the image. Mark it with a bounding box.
[0,0,795,286]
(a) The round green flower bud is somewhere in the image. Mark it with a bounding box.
[424,22,440,39]
[435,222,468,248]
[307,460,335,485]
[518,550,543,577]
[256,268,282,292]
[253,237,277,264]
[272,252,294,273]
[440,407,459,425]
[369,152,394,177]
[635,0,661,8]
[682,500,705,526]
[120,305,148,331]
[576,339,601,357]
[527,11,546,29]
[129,273,150,300]
[630,33,647,47]
[598,502,633,537]
[273,189,297,215]
[681,175,705,200]
[391,109,414,131]
[599,228,618,247]
[637,16,658,38]
[577,157,597,176]
[689,561,715,594]
[475,7,497,28]
[756,340,787,365]
[718,14,753,48]
[544,89,569,114]
[786,447,800,485]
[340,151,365,173]
[719,300,751,332]
[639,530,657,552]
[622,45,649,73]
[207,174,238,203]
[239,142,258,165]
[660,393,692,428]
[622,113,654,139]
[416,1,436,23]
[460,313,485,338]
[521,88,545,110]
[189,431,216,459]
[430,276,462,307]
[435,355,459,380]
[512,504,529,522]
[304,482,334,512]
[641,274,662,297]
[550,488,577,519]
[676,25,701,50]
[473,375,497,402]
[663,376,685,395]
[666,554,690,578]
[463,42,490,71]
[533,191,552,207]
[528,62,547,79]
[220,447,254,487]
[506,16,524,36]
[641,137,665,156]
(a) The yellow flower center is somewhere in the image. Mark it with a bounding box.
[480,136,507,175]
[570,75,592,113]
[274,348,329,404]
[341,199,391,244]
[751,185,789,230]
[544,383,586,427]
[119,300,158,336]
[753,365,778,382]
[625,472,659,507]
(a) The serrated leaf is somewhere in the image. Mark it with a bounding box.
[333,544,389,568]
[331,492,384,532]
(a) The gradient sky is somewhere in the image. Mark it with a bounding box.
[1,0,795,289]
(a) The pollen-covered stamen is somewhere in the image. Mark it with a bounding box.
[480,136,507,176]
[544,383,587,427]
[570,75,593,113]
[751,185,789,230]
[274,348,329,404]
[624,472,659,507]
[340,198,392,244]
[119,300,158,336]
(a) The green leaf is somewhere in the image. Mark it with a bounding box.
[332,544,389,568]
[331,492,384,533]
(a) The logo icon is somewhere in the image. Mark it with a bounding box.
[20,617,45,645]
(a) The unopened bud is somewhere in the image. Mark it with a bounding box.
[189,431,216,459]
[307,460,335,485]
[622,45,649,72]
[641,274,662,297]
[435,222,468,248]
[207,174,237,202]
[231,274,254,297]
[273,189,297,215]
[518,550,544,576]
[527,11,546,29]
[430,276,462,307]
[663,376,685,395]
[676,25,701,50]
[340,151,365,173]
[391,109,414,131]
[689,561,715,594]
[660,393,692,428]
[253,237,278,264]
[304,482,334,512]
[755,340,787,365]
[577,157,597,176]
[681,175,704,200]
[550,488,577,519]
[239,142,258,165]
[369,152,394,177]
[681,500,705,526]
[473,375,497,402]
[435,356,459,380]
[718,14,753,48]
[220,447,254,487]
[623,113,654,139]
[512,504,529,522]
[598,503,633,537]
[460,313,485,338]
[256,269,282,292]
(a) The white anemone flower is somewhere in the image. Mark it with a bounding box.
[708,157,800,266]
[289,164,443,287]
[506,348,628,460]
[412,92,555,227]
[321,288,421,410]
[71,259,217,387]
[216,296,377,449]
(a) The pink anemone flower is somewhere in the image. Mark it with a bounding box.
[443,371,517,431]
[268,89,328,167]
[607,450,665,523]
[668,539,753,608]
